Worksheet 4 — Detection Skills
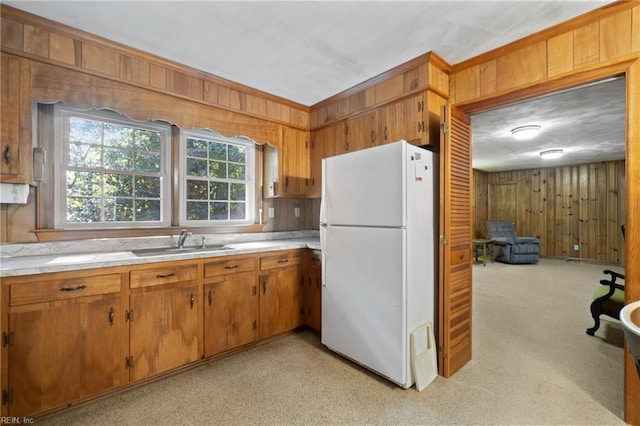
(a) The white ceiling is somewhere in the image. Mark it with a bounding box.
[5,0,624,171]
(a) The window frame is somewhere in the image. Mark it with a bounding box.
[179,129,256,227]
[53,106,173,229]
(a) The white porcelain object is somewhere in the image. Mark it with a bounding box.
[620,300,640,378]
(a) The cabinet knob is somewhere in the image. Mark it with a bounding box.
[208,290,212,306]
[190,293,195,309]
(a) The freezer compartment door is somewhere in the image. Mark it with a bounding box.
[322,226,407,386]
[322,142,405,227]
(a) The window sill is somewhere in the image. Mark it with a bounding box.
[34,224,265,242]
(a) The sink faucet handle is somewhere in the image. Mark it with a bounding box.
[200,236,207,249]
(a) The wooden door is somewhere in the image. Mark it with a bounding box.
[488,182,517,222]
[259,267,301,339]
[345,110,378,152]
[0,53,31,183]
[281,127,310,197]
[129,283,199,381]
[309,122,345,197]
[438,105,473,377]
[8,296,123,417]
[204,272,258,357]
[379,94,424,145]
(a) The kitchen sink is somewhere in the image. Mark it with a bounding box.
[132,245,234,257]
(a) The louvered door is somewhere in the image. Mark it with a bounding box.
[438,105,473,377]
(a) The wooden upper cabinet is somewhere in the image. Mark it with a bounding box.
[345,110,379,153]
[310,121,346,197]
[1,53,32,183]
[281,127,311,197]
[378,93,425,146]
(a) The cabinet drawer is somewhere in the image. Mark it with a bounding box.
[260,251,300,271]
[10,273,121,306]
[204,256,255,277]
[130,265,197,288]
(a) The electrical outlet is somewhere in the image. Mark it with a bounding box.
[294,207,300,217]
[573,244,579,251]
[268,208,275,218]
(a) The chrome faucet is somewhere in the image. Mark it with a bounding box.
[177,229,192,249]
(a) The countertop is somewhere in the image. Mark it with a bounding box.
[0,233,320,277]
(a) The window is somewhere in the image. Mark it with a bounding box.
[180,131,255,225]
[54,107,171,228]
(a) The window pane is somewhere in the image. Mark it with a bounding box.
[209,141,227,161]
[228,145,245,163]
[209,181,229,201]
[230,183,245,201]
[135,129,160,152]
[135,199,161,221]
[104,174,132,197]
[228,163,245,180]
[187,180,208,200]
[187,138,208,158]
[187,201,208,220]
[135,151,161,173]
[67,171,102,196]
[103,123,133,148]
[209,161,227,179]
[69,117,102,145]
[104,198,133,222]
[230,202,245,220]
[68,143,101,168]
[187,158,207,177]
[135,176,161,198]
[210,202,228,220]
[67,197,101,223]
[104,147,132,170]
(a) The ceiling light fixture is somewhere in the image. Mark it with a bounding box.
[510,125,541,140]
[540,149,563,159]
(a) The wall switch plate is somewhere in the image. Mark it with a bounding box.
[268,208,275,218]
[294,207,300,217]
[573,244,579,251]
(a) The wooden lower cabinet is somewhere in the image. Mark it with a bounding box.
[129,264,200,382]
[304,249,322,332]
[203,255,259,357]
[259,251,303,339]
[1,248,315,419]
[4,272,126,418]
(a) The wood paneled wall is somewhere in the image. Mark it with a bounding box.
[310,52,450,128]
[473,161,625,263]
[0,5,309,130]
[450,3,640,106]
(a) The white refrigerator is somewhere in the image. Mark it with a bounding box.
[320,140,438,389]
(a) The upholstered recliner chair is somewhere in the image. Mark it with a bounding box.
[484,220,540,264]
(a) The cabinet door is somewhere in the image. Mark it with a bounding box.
[204,272,258,357]
[345,111,378,152]
[259,267,302,339]
[306,253,322,332]
[0,53,32,183]
[130,283,199,381]
[310,122,345,197]
[379,93,425,146]
[281,127,310,197]
[8,296,124,417]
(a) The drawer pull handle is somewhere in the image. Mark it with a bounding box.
[108,307,115,326]
[59,284,87,292]
[224,265,239,270]
[190,293,195,309]
[156,272,175,278]
[277,259,289,264]
[208,290,212,306]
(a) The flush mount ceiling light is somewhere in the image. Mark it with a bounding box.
[510,125,541,140]
[540,149,564,159]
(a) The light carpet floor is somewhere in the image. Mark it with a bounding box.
[39,258,626,425]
